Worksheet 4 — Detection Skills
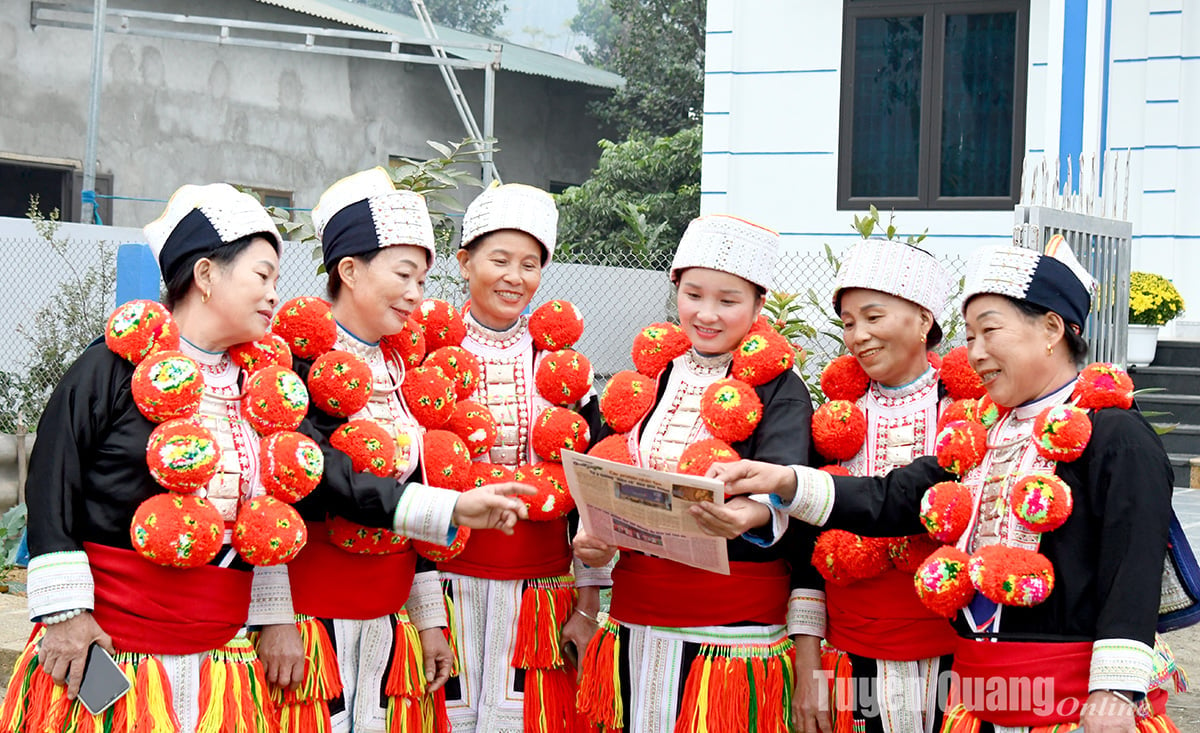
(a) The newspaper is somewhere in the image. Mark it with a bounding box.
[561,450,730,575]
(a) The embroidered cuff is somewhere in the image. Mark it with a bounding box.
[776,467,835,526]
[1089,638,1155,695]
[393,484,458,545]
[406,571,448,630]
[787,589,827,638]
[28,550,94,622]
[573,554,614,588]
[247,565,295,627]
[741,495,788,548]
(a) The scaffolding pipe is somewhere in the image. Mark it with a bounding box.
[483,63,496,185]
[81,0,106,224]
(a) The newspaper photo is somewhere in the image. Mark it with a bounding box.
[561,450,730,575]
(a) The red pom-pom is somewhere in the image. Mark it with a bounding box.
[732,330,794,387]
[812,530,893,585]
[914,546,974,617]
[700,378,763,443]
[976,394,1008,428]
[381,318,426,369]
[970,545,1055,607]
[241,366,309,435]
[413,299,467,351]
[423,346,481,401]
[1010,473,1073,532]
[106,300,178,364]
[232,495,308,566]
[515,462,574,520]
[812,400,868,461]
[413,527,470,562]
[920,481,974,543]
[1074,363,1134,410]
[529,300,585,350]
[1033,405,1092,463]
[820,355,871,402]
[600,370,656,433]
[146,418,222,493]
[676,438,739,476]
[259,431,324,503]
[402,366,457,429]
[532,406,591,462]
[423,429,474,491]
[926,350,943,370]
[331,419,396,477]
[632,322,691,377]
[445,400,498,457]
[934,420,988,475]
[819,465,851,476]
[130,493,224,568]
[587,434,634,465]
[131,350,205,423]
[326,515,411,555]
[470,462,510,487]
[308,350,373,417]
[535,349,594,406]
[939,346,985,400]
[937,399,980,434]
[272,297,336,360]
[229,333,293,374]
[888,534,942,574]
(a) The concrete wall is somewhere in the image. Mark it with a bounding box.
[0,0,610,229]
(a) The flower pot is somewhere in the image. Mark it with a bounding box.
[1127,324,1160,367]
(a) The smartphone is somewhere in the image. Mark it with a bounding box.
[78,643,131,716]
[562,640,579,671]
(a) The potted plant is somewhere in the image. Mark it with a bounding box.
[1128,272,1186,366]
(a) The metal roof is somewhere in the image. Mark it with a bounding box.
[253,0,623,89]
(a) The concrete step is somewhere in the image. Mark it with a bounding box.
[1131,365,1200,394]
[1155,340,1200,369]
[1170,454,1197,489]
[1138,394,1200,426]
[1160,424,1200,457]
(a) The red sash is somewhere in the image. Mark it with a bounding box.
[439,518,572,580]
[826,569,958,661]
[610,553,789,627]
[288,525,417,620]
[85,541,251,655]
[950,639,1091,726]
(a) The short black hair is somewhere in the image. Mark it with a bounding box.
[1006,296,1089,365]
[326,247,386,300]
[163,234,273,309]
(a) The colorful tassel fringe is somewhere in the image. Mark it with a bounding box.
[821,646,855,733]
[672,639,793,733]
[576,620,622,732]
[195,635,275,733]
[385,611,452,733]
[260,615,342,733]
[941,703,1183,733]
[511,576,576,670]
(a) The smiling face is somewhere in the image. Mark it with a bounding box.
[840,288,933,387]
[457,230,544,330]
[964,294,1075,407]
[332,245,428,342]
[205,236,280,345]
[675,267,764,356]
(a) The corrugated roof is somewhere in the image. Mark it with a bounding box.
[253,0,623,89]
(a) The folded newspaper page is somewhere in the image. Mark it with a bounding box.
[561,450,731,575]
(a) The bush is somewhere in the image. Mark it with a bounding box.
[1129,272,1185,326]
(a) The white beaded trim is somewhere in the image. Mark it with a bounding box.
[42,608,86,625]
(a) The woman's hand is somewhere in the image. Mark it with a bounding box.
[707,461,798,502]
[573,529,617,568]
[1079,690,1137,733]
[452,482,534,533]
[690,497,772,539]
[256,622,305,691]
[418,627,454,693]
[560,587,602,679]
[792,635,833,733]
[38,612,112,700]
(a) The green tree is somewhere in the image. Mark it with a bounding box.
[555,125,700,269]
[571,0,706,137]
[347,0,509,37]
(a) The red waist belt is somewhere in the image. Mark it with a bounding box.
[827,568,958,661]
[951,639,1091,726]
[85,541,251,656]
[439,517,572,581]
[610,553,789,627]
[288,525,417,620]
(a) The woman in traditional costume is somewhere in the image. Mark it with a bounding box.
[572,214,826,733]
[717,238,1180,733]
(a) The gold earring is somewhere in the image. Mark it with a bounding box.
[1046,343,1054,356]
[202,289,211,304]
[920,335,927,344]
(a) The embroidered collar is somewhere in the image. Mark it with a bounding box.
[684,348,733,377]
[179,337,231,373]
[1012,379,1077,421]
[873,366,939,403]
[465,310,528,349]
[335,322,383,361]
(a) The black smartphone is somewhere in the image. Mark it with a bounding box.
[562,640,579,671]
[78,643,131,716]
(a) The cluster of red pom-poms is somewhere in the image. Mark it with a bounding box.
[934,420,987,475]
[131,350,206,423]
[913,546,974,617]
[130,493,225,568]
[531,407,591,462]
[812,400,868,461]
[1074,363,1134,410]
[307,350,373,418]
[939,346,984,400]
[1033,404,1092,463]
[1010,474,1073,532]
[106,300,179,364]
[587,434,634,465]
[812,530,893,585]
[259,431,324,503]
[423,346,481,401]
[600,370,656,433]
[423,430,474,491]
[919,481,973,543]
[273,297,337,360]
[413,299,467,351]
[535,349,593,406]
[632,322,691,377]
[146,419,222,493]
[968,545,1055,607]
[820,355,870,402]
[241,365,310,435]
[731,330,794,387]
[529,300,585,351]
[937,399,978,433]
[402,366,457,429]
[229,333,293,374]
[413,528,471,562]
[327,515,411,555]
[382,319,427,369]
[331,419,395,477]
[675,438,739,477]
[446,401,499,457]
[515,462,575,520]
[700,378,762,443]
[232,496,308,566]
[888,534,942,574]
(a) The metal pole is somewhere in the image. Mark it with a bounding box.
[483,62,496,185]
[82,0,107,224]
